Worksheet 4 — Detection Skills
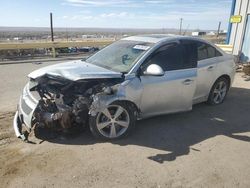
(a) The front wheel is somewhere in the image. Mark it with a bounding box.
[89,101,136,140]
[207,77,229,105]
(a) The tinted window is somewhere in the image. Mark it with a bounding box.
[180,40,198,69]
[207,45,216,58]
[197,42,222,61]
[216,49,222,57]
[198,42,208,60]
[142,42,198,71]
[144,43,183,71]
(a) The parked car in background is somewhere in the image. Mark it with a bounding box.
[77,47,99,53]
[13,35,236,141]
[68,47,78,53]
[58,47,100,54]
[56,47,70,54]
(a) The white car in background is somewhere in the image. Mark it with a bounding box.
[14,35,236,140]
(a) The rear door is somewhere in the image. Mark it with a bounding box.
[139,41,198,117]
[193,42,223,103]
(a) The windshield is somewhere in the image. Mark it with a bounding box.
[85,40,154,73]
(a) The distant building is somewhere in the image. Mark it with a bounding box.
[219,30,227,36]
[207,31,216,36]
[82,35,95,39]
[191,31,206,36]
[228,0,250,62]
[47,35,59,40]
[13,37,22,41]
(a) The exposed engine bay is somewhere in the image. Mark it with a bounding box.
[28,75,124,138]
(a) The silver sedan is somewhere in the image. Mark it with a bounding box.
[14,35,236,140]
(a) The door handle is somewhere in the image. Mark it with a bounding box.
[182,79,194,85]
[207,66,214,71]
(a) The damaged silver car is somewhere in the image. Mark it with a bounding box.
[13,35,236,140]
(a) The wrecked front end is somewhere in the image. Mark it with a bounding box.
[13,74,124,141]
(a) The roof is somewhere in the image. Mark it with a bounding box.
[121,34,219,49]
[122,34,182,43]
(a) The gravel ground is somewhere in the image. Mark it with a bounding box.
[0,62,250,188]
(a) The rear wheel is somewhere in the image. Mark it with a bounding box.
[207,77,229,105]
[89,101,136,140]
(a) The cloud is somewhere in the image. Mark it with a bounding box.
[61,11,134,21]
[60,0,231,29]
[61,14,94,20]
[100,12,132,18]
[145,0,171,4]
[63,0,142,8]
[62,0,231,10]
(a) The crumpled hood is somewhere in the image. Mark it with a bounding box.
[28,60,122,81]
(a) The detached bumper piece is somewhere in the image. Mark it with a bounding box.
[13,111,26,141]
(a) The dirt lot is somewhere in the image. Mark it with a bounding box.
[0,65,250,187]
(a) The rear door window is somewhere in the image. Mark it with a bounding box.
[197,42,222,61]
[198,42,208,60]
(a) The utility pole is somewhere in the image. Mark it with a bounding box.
[179,18,183,35]
[217,21,221,38]
[50,12,56,58]
[50,12,54,42]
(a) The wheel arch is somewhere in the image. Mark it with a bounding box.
[89,99,138,139]
[207,74,231,105]
[112,100,140,116]
[216,74,231,88]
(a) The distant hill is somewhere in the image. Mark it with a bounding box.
[0,26,216,41]
[0,26,187,41]
[0,26,181,33]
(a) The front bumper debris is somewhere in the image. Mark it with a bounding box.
[13,75,126,141]
[13,111,26,141]
[13,82,39,141]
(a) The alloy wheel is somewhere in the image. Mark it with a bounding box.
[96,105,130,138]
[213,81,227,104]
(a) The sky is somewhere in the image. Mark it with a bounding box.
[0,0,232,30]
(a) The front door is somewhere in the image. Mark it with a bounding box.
[139,42,197,118]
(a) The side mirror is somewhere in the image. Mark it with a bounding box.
[143,64,164,76]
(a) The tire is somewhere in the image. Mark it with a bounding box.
[207,77,229,105]
[89,101,136,140]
